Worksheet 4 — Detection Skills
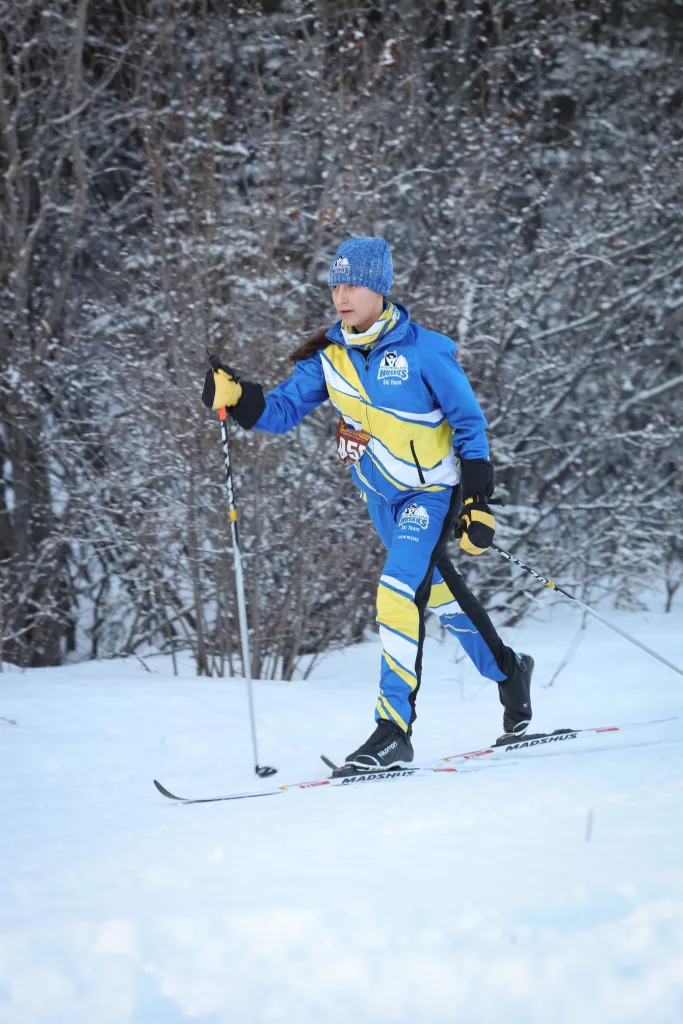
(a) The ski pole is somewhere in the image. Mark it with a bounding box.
[491,542,683,679]
[216,406,277,778]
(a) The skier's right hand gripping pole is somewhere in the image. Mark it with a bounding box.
[202,354,266,428]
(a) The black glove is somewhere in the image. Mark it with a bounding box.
[201,354,266,429]
[201,362,243,410]
[458,458,495,556]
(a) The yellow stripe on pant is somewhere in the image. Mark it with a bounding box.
[382,650,417,691]
[376,581,419,733]
[428,579,471,619]
[427,580,453,610]
[428,578,478,631]
[376,694,408,731]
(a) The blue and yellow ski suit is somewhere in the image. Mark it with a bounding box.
[254,302,515,731]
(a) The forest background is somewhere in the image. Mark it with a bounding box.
[1,0,682,675]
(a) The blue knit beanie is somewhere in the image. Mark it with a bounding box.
[328,237,393,296]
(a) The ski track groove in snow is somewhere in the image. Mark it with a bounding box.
[1,605,682,1023]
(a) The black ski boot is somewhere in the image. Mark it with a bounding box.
[344,719,414,772]
[497,653,534,738]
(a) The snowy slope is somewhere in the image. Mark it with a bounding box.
[1,603,682,1024]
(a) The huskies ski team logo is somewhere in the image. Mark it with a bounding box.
[378,351,409,381]
[399,503,430,530]
[331,255,351,276]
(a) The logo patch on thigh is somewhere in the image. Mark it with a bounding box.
[399,503,430,530]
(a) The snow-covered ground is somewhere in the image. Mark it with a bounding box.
[1,601,683,1024]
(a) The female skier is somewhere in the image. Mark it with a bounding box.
[202,236,533,772]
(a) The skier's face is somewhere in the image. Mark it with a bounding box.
[331,284,383,333]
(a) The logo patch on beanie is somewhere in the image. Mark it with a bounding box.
[378,351,409,382]
[331,255,351,276]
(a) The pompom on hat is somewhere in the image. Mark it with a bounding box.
[328,237,393,296]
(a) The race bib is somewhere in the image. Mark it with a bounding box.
[336,417,370,465]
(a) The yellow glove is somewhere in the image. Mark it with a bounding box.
[459,497,495,556]
[202,366,243,410]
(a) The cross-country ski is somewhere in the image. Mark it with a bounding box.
[153,716,679,805]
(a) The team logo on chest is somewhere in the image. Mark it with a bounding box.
[399,503,430,530]
[378,351,409,382]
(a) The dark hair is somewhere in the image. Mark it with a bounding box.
[289,325,333,363]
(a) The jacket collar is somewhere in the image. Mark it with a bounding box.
[325,301,411,354]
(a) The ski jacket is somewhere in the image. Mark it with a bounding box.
[254,302,489,505]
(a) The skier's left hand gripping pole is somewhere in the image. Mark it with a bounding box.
[205,357,277,778]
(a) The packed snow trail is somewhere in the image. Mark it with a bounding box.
[1,604,682,1024]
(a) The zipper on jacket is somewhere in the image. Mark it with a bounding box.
[410,440,426,485]
[362,348,378,497]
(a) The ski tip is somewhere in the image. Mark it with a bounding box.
[153,779,184,800]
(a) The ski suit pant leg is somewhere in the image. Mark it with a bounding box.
[368,488,460,732]
[427,561,517,682]
[369,487,519,730]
